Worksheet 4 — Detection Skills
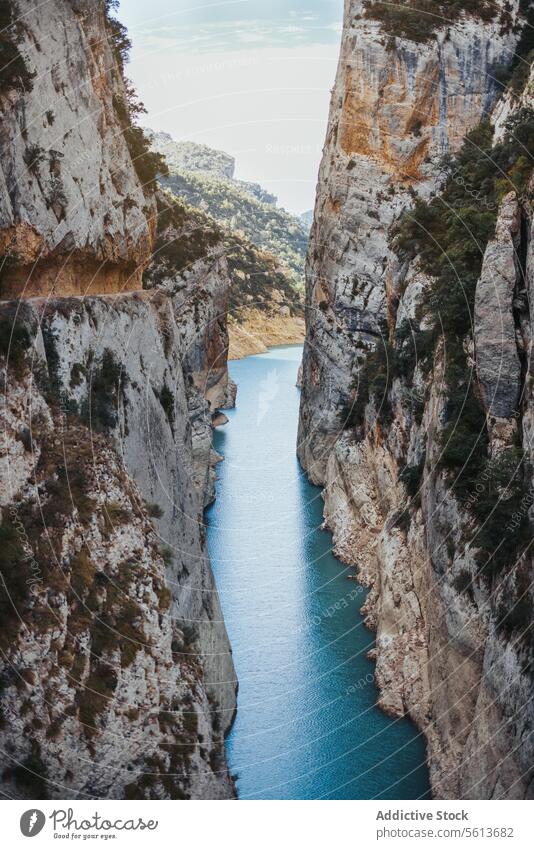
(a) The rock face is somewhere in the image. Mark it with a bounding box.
[0,251,237,799]
[299,0,534,799]
[0,0,156,298]
[475,191,522,422]
[299,0,525,482]
[0,0,236,800]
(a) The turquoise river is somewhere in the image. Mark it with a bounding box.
[206,344,430,800]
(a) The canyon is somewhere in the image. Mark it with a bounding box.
[1,0,534,802]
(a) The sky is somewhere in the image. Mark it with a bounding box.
[118,1,344,214]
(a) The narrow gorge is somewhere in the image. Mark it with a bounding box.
[1,0,533,803]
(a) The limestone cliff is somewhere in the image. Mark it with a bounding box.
[299,0,534,799]
[0,0,236,799]
[0,246,236,799]
[0,0,158,298]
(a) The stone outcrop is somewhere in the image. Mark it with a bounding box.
[0,0,236,800]
[0,0,156,298]
[475,191,523,445]
[299,0,525,482]
[0,247,237,799]
[299,0,534,799]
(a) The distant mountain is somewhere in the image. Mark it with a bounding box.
[299,210,314,230]
[144,131,235,179]
[145,131,306,357]
[147,130,278,205]
[146,130,307,290]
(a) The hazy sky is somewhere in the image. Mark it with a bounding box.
[118,1,344,213]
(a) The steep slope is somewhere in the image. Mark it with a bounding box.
[149,130,307,284]
[0,0,164,298]
[146,131,277,203]
[147,132,306,357]
[0,0,236,799]
[142,188,305,359]
[299,0,534,799]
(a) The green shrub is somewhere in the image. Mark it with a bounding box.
[498,560,532,644]
[145,192,221,283]
[0,316,31,374]
[159,545,174,569]
[391,108,534,530]
[394,111,534,341]
[439,350,488,497]
[470,449,530,576]
[405,388,426,425]
[226,233,303,315]
[158,585,172,612]
[45,464,95,526]
[0,513,32,646]
[145,502,164,519]
[0,1,34,94]
[496,1,534,95]
[3,743,48,798]
[103,500,132,534]
[400,455,426,500]
[77,662,118,733]
[113,92,168,190]
[22,144,45,175]
[81,348,127,433]
[395,320,435,380]
[158,384,174,426]
[117,603,147,667]
[179,622,199,648]
[160,164,308,288]
[103,0,158,192]
[70,362,86,388]
[391,507,411,535]
[104,0,131,69]
[452,569,474,597]
[363,0,498,43]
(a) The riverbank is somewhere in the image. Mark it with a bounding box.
[206,344,430,799]
[228,309,305,359]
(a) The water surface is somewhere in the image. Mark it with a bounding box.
[206,345,430,800]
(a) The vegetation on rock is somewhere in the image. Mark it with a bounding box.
[363,0,498,43]
[0,0,34,94]
[389,104,534,598]
[105,2,168,188]
[80,348,128,433]
[160,167,307,288]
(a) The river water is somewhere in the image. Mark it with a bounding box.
[206,345,430,800]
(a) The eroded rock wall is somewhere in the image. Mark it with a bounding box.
[299,0,534,799]
[0,247,237,799]
[299,0,524,481]
[0,0,236,800]
[0,0,156,298]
